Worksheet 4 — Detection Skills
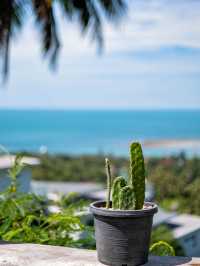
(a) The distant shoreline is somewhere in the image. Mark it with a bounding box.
[1,139,200,156]
[1,139,200,158]
[142,139,200,149]
[1,110,199,156]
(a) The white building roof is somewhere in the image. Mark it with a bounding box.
[167,214,200,239]
[153,208,176,227]
[31,181,103,195]
[0,155,40,169]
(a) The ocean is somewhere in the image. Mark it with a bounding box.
[0,109,200,157]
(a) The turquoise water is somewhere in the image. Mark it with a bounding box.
[0,110,200,156]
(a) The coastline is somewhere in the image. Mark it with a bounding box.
[1,109,200,156]
[142,139,200,149]
[1,138,200,157]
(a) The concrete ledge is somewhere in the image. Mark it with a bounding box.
[0,244,200,266]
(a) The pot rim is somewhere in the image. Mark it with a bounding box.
[90,200,158,218]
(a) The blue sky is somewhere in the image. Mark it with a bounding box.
[0,0,200,109]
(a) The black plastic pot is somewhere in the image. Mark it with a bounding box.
[90,201,158,266]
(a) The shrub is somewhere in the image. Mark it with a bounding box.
[0,155,93,248]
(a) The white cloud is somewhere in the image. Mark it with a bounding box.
[12,0,200,61]
[104,0,200,53]
[2,0,200,109]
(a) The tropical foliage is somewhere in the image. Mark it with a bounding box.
[0,155,93,248]
[0,0,126,79]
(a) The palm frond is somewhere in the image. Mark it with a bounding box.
[57,0,126,51]
[99,0,127,19]
[0,0,127,81]
[32,0,60,65]
[0,0,24,80]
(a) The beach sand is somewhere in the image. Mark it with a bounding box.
[142,139,200,149]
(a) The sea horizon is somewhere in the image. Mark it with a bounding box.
[0,108,200,111]
[0,109,200,157]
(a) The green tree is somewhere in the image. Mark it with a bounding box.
[0,0,126,80]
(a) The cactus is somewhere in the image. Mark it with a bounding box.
[112,176,127,209]
[129,142,145,210]
[105,158,112,209]
[150,241,175,256]
[106,142,145,210]
[119,186,135,210]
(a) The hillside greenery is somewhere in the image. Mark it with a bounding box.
[30,153,127,183]
[29,152,200,215]
[147,153,200,215]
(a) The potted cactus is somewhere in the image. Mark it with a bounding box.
[90,142,158,266]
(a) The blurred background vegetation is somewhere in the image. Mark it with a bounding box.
[27,152,200,215]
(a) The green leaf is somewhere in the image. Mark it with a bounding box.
[3,228,24,241]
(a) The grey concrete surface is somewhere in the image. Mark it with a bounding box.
[0,244,199,266]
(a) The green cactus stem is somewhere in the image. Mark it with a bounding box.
[105,158,112,209]
[112,176,127,209]
[150,241,175,256]
[129,142,145,210]
[119,186,135,210]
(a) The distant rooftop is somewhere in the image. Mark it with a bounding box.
[167,214,200,239]
[31,181,103,196]
[0,155,40,169]
[153,208,176,227]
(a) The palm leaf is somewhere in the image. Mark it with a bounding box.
[0,0,24,80]
[32,0,60,65]
[0,0,127,80]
